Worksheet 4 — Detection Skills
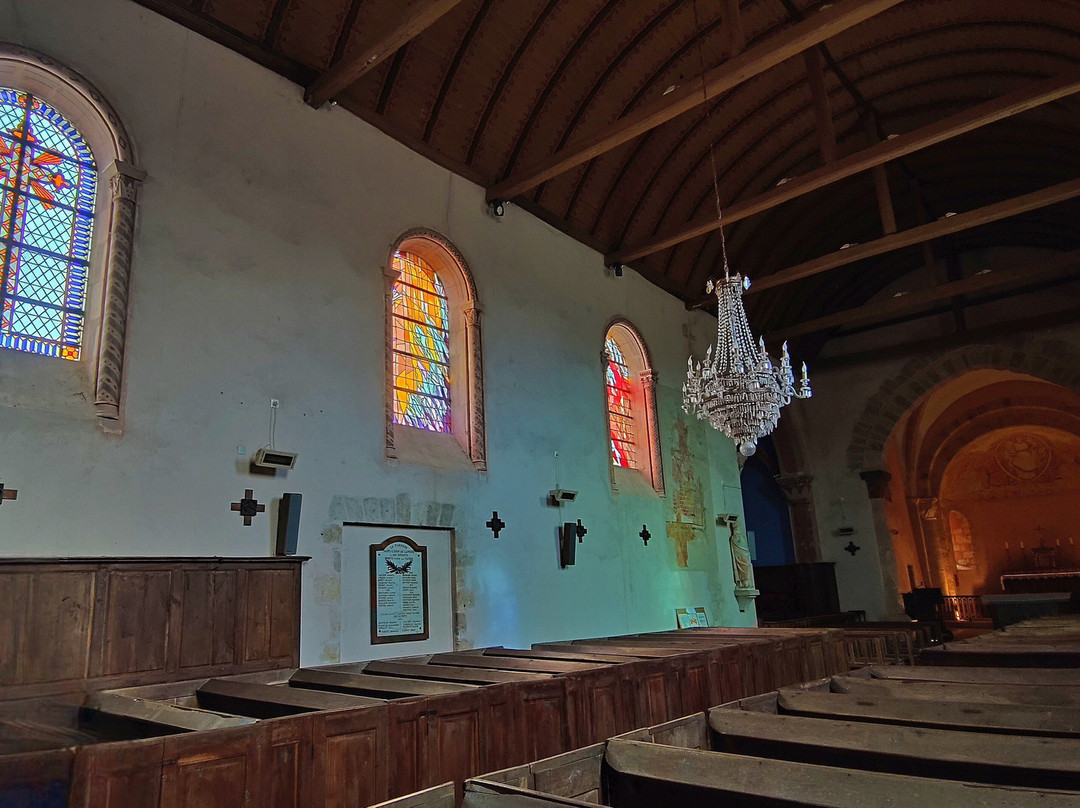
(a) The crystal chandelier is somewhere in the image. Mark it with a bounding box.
[683,271,811,457]
[680,0,810,457]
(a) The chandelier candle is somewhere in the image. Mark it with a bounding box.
[683,273,811,457]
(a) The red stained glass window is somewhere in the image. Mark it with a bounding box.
[606,335,636,468]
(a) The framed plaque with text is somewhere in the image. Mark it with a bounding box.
[370,535,430,644]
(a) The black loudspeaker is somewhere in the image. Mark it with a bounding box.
[560,522,577,568]
[276,493,302,556]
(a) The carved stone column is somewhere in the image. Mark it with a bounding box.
[777,472,821,563]
[463,302,486,471]
[383,261,402,462]
[859,470,906,619]
[639,369,664,494]
[94,160,145,427]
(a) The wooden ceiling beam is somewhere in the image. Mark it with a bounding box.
[766,248,1080,342]
[609,68,1080,266]
[746,177,1080,295]
[486,0,904,203]
[304,0,466,108]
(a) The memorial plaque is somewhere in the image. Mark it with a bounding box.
[370,535,429,644]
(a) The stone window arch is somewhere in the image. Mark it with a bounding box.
[385,229,485,471]
[0,44,143,430]
[603,320,663,495]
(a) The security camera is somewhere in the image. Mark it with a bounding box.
[609,263,624,277]
[548,489,578,505]
[489,199,506,218]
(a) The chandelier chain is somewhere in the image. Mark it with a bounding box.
[692,0,730,280]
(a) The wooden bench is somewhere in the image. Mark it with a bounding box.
[600,738,1080,807]
[776,689,1080,737]
[865,664,1080,685]
[195,678,386,718]
[708,703,1080,790]
[830,674,1080,707]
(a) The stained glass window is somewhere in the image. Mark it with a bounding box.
[0,89,96,360]
[392,251,451,432]
[606,335,637,468]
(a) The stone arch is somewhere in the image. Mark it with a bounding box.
[0,43,144,428]
[847,337,1080,471]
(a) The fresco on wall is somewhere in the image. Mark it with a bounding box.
[666,417,706,568]
[943,429,1080,500]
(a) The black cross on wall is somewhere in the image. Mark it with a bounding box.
[575,519,587,543]
[844,541,861,556]
[231,489,265,526]
[639,525,651,546]
[486,511,506,538]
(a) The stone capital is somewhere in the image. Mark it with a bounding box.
[859,469,893,500]
[776,472,814,504]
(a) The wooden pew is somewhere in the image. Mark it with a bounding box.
[371,782,456,808]
[866,664,1080,686]
[485,646,643,664]
[426,652,606,674]
[708,706,1080,790]
[363,660,551,684]
[290,667,478,697]
[920,643,1080,668]
[601,738,1080,807]
[776,689,1080,737]
[830,674,1080,707]
[196,678,386,718]
[84,690,256,732]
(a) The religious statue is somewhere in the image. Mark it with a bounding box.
[720,513,758,612]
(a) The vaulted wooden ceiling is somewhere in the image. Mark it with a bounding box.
[135,0,1080,357]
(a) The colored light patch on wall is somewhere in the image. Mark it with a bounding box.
[0,89,96,360]
[605,336,636,468]
[392,251,451,432]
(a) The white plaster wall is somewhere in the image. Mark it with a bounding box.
[0,0,753,665]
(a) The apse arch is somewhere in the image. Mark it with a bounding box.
[847,337,1080,472]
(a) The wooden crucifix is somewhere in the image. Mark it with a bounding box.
[231,489,265,526]
[0,481,17,505]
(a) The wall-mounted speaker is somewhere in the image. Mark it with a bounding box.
[276,493,302,556]
[560,522,577,568]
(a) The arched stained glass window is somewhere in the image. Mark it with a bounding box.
[0,89,96,360]
[605,335,636,468]
[391,250,451,432]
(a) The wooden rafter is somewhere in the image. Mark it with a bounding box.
[304,0,467,108]
[608,68,1080,266]
[485,0,904,202]
[746,177,1080,295]
[766,248,1080,342]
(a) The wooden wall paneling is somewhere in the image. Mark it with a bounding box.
[564,666,630,745]
[0,748,74,808]
[423,690,488,799]
[259,715,312,808]
[159,726,262,808]
[621,658,681,729]
[312,704,390,808]
[26,571,96,685]
[516,679,573,763]
[675,651,714,717]
[386,699,429,800]
[0,570,29,686]
[96,567,173,677]
[714,645,745,702]
[174,569,238,671]
[69,737,165,808]
[479,683,523,773]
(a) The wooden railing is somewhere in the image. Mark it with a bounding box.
[943,594,988,622]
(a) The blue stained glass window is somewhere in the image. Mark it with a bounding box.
[0,89,96,360]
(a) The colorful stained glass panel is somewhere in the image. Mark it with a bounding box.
[392,251,451,432]
[0,89,96,360]
[605,335,637,468]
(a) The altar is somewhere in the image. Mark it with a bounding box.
[1000,567,1080,599]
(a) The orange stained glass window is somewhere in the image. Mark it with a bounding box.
[605,335,636,468]
[391,251,451,432]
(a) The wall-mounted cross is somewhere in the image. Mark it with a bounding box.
[0,481,17,505]
[231,489,265,526]
[486,511,506,539]
[639,525,651,546]
[844,541,861,556]
[575,519,587,543]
